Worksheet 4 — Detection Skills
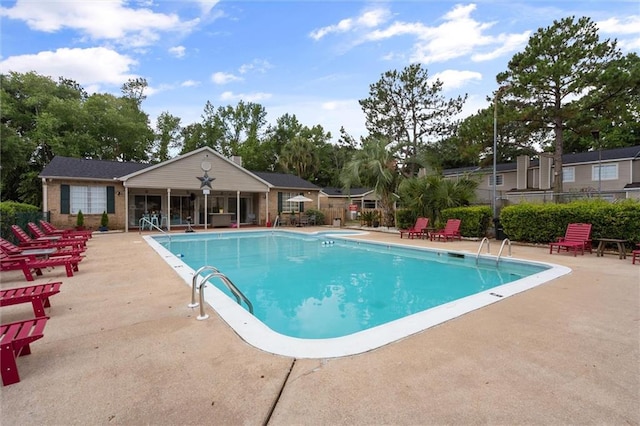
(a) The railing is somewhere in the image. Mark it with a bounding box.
[190,266,254,321]
[189,266,219,308]
[139,217,170,240]
[496,239,512,265]
[475,237,491,264]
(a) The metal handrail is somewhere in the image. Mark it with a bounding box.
[496,239,512,265]
[196,271,254,320]
[188,266,219,308]
[139,217,170,240]
[475,237,491,263]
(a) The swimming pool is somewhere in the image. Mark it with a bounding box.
[145,230,570,358]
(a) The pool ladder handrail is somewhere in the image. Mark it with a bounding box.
[496,238,512,266]
[189,265,219,308]
[139,217,171,240]
[475,237,491,264]
[196,272,254,320]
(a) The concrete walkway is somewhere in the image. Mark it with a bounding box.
[1,229,638,425]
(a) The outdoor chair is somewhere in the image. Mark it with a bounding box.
[0,237,85,259]
[39,220,92,239]
[549,223,592,256]
[28,222,87,243]
[430,219,462,242]
[1,282,63,317]
[632,244,640,265]
[1,252,83,281]
[11,225,86,250]
[1,317,48,386]
[400,217,429,239]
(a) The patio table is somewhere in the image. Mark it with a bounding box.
[596,238,628,259]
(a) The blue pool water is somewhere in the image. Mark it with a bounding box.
[155,231,548,339]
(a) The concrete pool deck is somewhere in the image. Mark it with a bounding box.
[1,228,638,425]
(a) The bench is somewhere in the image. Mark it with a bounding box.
[549,223,592,256]
[1,317,48,386]
[1,282,63,317]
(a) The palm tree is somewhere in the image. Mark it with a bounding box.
[279,136,319,179]
[340,137,401,226]
[398,175,477,225]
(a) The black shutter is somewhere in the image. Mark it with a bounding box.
[299,192,304,213]
[106,186,115,214]
[277,192,283,212]
[61,185,70,214]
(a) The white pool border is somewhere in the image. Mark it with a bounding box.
[144,230,571,359]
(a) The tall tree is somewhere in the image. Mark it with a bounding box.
[154,112,182,162]
[340,137,401,227]
[359,64,467,177]
[496,16,623,194]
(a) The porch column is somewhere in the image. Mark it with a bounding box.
[236,190,241,228]
[166,188,171,232]
[124,186,129,233]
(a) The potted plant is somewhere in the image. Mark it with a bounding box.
[372,211,380,228]
[76,210,85,231]
[99,211,109,232]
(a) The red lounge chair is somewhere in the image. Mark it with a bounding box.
[11,225,86,250]
[549,223,592,256]
[0,237,84,258]
[1,253,82,281]
[39,220,92,239]
[27,222,88,243]
[1,317,48,386]
[1,282,62,317]
[400,217,429,239]
[632,244,640,265]
[430,219,462,242]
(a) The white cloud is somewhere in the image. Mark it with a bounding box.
[211,72,243,84]
[431,70,483,90]
[0,47,137,89]
[0,0,198,47]
[238,59,273,74]
[597,15,640,35]
[169,46,186,58]
[181,80,201,87]
[309,7,390,40]
[219,91,272,102]
[197,0,220,15]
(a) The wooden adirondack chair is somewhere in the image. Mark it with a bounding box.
[549,223,592,256]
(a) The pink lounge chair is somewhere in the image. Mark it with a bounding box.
[11,225,86,250]
[1,317,48,386]
[39,220,92,239]
[0,282,62,317]
[0,237,84,258]
[430,219,462,242]
[27,222,88,243]
[400,217,429,239]
[1,252,82,281]
[549,223,592,256]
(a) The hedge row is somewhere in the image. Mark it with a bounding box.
[500,199,640,246]
[0,201,46,244]
[440,206,492,239]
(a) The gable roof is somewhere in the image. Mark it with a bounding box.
[40,156,151,181]
[251,171,320,190]
[321,187,373,197]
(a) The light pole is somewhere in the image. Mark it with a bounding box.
[591,130,601,195]
[493,85,509,239]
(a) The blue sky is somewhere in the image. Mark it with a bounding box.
[1,0,639,143]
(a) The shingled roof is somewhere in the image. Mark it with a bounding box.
[321,187,373,197]
[40,156,151,180]
[251,171,320,190]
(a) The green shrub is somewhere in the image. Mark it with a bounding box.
[76,210,84,227]
[100,211,109,228]
[0,201,42,243]
[395,209,416,230]
[440,205,492,238]
[500,199,640,246]
[305,208,325,225]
